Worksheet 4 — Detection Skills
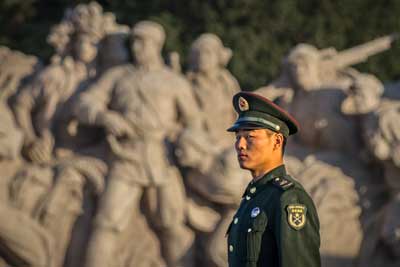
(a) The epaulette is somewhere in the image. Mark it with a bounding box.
[271,176,294,190]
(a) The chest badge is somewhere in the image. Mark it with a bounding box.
[251,207,260,218]
[287,204,307,230]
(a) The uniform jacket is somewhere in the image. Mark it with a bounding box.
[227,165,321,267]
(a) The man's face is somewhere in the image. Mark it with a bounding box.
[75,36,97,63]
[289,56,320,91]
[234,129,276,172]
[131,34,159,65]
[191,44,219,73]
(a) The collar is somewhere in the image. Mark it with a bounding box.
[242,164,287,199]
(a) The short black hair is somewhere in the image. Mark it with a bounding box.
[264,129,286,157]
[281,137,287,157]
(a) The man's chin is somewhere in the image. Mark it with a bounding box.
[238,161,251,170]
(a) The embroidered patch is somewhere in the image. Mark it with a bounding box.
[286,204,307,230]
[238,96,249,111]
[251,207,260,218]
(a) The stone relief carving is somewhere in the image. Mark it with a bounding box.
[256,36,398,267]
[187,33,240,149]
[75,20,200,267]
[342,83,400,267]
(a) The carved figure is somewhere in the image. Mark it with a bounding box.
[1,3,111,267]
[175,128,249,267]
[258,36,395,154]
[76,20,201,267]
[187,33,240,149]
[13,2,128,163]
[0,46,42,101]
[296,156,362,267]
[356,100,400,267]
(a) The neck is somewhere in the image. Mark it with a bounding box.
[200,68,219,79]
[251,159,284,181]
[137,57,164,71]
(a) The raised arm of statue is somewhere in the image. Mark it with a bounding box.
[74,66,135,138]
[13,66,67,163]
[14,83,42,145]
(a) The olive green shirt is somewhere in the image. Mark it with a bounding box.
[227,165,321,267]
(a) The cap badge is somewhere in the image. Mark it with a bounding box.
[238,96,249,111]
[251,207,260,218]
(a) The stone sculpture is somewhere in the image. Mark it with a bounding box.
[175,128,249,267]
[187,33,240,149]
[256,37,398,267]
[0,46,42,101]
[1,157,106,267]
[295,156,362,267]
[257,36,396,154]
[13,1,129,163]
[343,83,400,266]
[1,3,112,267]
[75,20,201,267]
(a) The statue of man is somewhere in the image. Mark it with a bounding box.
[186,33,240,149]
[257,42,390,267]
[351,94,400,267]
[257,41,391,156]
[275,44,361,154]
[6,4,115,267]
[13,33,97,164]
[75,20,199,267]
[175,128,249,267]
[13,2,129,163]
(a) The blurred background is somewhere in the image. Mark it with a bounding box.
[1,0,400,89]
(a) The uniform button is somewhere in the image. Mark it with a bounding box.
[245,195,251,200]
[229,245,234,252]
[250,187,256,194]
[234,218,238,224]
[248,228,252,232]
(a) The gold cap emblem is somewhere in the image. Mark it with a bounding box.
[238,96,249,111]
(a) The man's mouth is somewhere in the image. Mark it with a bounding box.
[238,154,247,160]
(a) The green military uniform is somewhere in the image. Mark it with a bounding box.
[226,165,320,267]
[226,92,321,267]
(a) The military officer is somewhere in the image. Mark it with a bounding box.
[226,91,321,267]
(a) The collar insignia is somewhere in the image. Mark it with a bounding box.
[251,207,260,218]
[238,96,249,111]
[287,204,307,230]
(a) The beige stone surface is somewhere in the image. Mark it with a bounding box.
[187,33,240,149]
[75,20,200,267]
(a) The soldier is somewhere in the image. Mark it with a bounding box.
[76,21,199,267]
[226,91,321,267]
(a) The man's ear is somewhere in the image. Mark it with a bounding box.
[273,133,284,151]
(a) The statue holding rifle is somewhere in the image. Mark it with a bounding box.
[257,34,398,154]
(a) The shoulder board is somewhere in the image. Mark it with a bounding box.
[271,177,294,190]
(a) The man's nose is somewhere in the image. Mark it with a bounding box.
[235,136,246,150]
